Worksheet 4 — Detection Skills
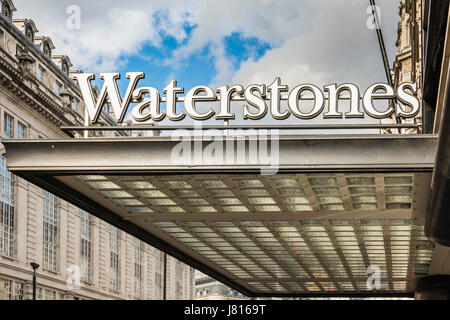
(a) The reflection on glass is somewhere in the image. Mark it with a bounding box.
[308,177,337,186]
[346,177,375,185]
[384,176,413,184]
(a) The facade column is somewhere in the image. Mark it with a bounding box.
[415,275,450,300]
[23,281,33,300]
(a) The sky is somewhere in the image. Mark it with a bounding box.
[13,0,401,128]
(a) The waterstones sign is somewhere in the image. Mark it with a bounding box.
[72,72,420,124]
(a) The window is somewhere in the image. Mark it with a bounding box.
[73,98,79,112]
[17,122,26,139]
[80,210,92,282]
[43,42,51,57]
[37,287,65,300]
[0,279,12,300]
[16,45,22,58]
[0,155,14,257]
[0,30,4,48]
[110,226,120,291]
[134,238,142,299]
[43,191,58,271]
[155,249,164,299]
[25,25,33,41]
[38,66,45,82]
[62,61,69,75]
[3,113,13,139]
[55,81,62,96]
[0,278,23,300]
[44,289,56,300]
[176,260,182,299]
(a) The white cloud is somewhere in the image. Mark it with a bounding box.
[226,0,401,89]
[12,0,194,72]
[12,0,400,88]
[209,40,235,86]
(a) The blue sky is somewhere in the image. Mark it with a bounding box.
[118,28,272,93]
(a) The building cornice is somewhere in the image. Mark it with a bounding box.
[0,14,81,95]
[0,14,125,134]
[0,50,79,129]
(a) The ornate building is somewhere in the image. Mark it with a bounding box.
[388,0,423,133]
[0,0,194,300]
[194,271,247,300]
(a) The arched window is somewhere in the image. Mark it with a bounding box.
[61,60,69,75]
[25,25,34,41]
[43,42,51,58]
[2,3,12,20]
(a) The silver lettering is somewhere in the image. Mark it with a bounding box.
[73,72,143,123]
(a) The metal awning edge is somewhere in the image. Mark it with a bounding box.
[1,135,439,173]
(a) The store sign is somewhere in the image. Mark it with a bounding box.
[73,72,420,124]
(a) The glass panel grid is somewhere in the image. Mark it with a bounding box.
[71,173,425,295]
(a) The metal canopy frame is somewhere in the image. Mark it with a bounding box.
[3,135,437,173]
[2,134,438,298]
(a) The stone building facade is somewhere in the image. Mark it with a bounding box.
[0,0,194,300]
[386,0,423,133]
[194,271,246,300]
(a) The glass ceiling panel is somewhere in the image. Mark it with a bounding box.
[69,172,431,296]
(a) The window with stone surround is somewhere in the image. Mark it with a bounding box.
[37,287,66,300]
[134,238,143,299]
[0,278,23,300]
[43,42,51,57]
[38,66,45,83]
[17,122,26,139]
[15,45,22,58]
[80,210,92,282]
[0,154,14,257]
[3,113,13,139]
[43,191,58,271]
[25,24,33,41]
[109,225,120,291]
[175,260,182,299]
[155,249,163,299]
[55,81,62,96]
[62,60,69,76]
[73,98,79,112]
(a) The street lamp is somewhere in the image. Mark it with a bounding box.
[30,262,39,300]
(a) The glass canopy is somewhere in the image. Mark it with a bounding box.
[61,172,433,296]
[3,135,437,297]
